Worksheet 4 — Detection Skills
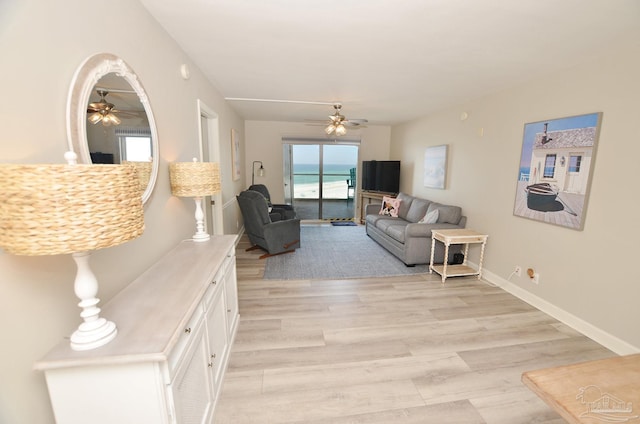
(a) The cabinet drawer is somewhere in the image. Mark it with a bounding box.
[203,251,233,310]
[166,303,204,380]
[203,270,225,311]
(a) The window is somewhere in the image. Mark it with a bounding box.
[115,128,152,161]
[543,154,557,178]
[121,136,152,161]
[568,155,582,173]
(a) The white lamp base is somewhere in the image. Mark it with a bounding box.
[70,318,117,351]
[70,251,117,351]
[192,197,210,242]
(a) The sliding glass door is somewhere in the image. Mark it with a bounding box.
[284,142,358,220]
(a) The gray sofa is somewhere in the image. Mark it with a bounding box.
[365,192,466,265]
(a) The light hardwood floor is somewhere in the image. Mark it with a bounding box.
[214,234,615,423]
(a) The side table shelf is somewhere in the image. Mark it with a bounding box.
[429,229,488,283]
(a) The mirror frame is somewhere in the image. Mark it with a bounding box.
[67,52,159,204]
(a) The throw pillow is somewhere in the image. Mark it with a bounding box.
[419,208,439,224]
[379,196,401,217]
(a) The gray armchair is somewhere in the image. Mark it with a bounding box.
[248,184,296,219]
[237,190,301,259]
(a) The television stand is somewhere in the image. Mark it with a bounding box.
[359,190,397,224]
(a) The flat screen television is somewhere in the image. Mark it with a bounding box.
[361,160,400,193]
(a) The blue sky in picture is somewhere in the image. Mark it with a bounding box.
[519,113,600,171]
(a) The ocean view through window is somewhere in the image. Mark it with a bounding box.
[293,163,355,199]
[285,143,358,220]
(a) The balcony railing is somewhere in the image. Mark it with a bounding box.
[293,172,350,200]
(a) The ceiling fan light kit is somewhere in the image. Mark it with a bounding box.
[86,89,124,126]
[325,122,347,136]
[324,104,362,136]
[88,110,121,126]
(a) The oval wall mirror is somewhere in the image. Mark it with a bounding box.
[67,53,159,204]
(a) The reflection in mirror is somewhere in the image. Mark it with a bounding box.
[67,53,159,204]
[86,75,152,193]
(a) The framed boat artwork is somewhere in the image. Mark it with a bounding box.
[513,112,602,230]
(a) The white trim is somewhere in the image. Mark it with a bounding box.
[223,197,237,210]
[282,136,361,145]
[196,99,223,235]
[473,263,640,355]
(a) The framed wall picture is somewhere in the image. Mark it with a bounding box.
[231,128,241,181]
[513,112,602,230]
[424,144,448,189]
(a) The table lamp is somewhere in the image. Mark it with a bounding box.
[0,152,145,351]
[169,158,221,242]
[122,160,152,194]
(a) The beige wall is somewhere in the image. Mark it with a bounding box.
[2,1,638,422]
[391,31,640,353]
[244,121,391,219]
[0,1,244,423]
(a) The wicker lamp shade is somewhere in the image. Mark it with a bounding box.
[170,161,221,197]
[122,160,152,194]
[0,163,144,256]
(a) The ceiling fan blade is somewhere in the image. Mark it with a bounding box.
[112,109,146,117]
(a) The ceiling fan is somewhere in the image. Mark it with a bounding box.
[87,89,145,126]
[224,97,368,136]
[87,90,123,126]
[312,104,368,136]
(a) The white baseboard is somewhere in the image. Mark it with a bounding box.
[473,263,639,355]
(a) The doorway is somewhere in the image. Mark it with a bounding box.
[197,99,223,235]
[283,142,359,220]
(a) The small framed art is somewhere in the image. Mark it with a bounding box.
[424,144,448,189]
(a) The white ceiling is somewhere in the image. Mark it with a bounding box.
[139,0,640,126]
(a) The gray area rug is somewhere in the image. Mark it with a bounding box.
[263,225,429,280]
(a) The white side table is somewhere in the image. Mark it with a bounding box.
[429,229,488,284]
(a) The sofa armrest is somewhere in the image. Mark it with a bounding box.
[405,222,464,237]
[365,203,381,216]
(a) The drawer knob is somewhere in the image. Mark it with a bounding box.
[211,280,217,285]
[184,327,191,334]
[211,353,216,359]
[208,362,213,368]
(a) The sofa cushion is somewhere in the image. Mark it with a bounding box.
[405,198,431,223]
[419,208,439,224]
[427,203,462,224]
[366,213,389,227]
[385,224,407,243]
[375,217,405,233]
[379,196,401,217]
[396,192,414,220]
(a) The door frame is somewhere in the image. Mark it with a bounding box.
[197,99,223,235]
[282,139,359,220]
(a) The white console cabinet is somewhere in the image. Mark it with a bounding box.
[35,236,239,424]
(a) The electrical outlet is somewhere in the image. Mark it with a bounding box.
[514,266,522,277]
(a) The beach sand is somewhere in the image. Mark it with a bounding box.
[294,180,350,199]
